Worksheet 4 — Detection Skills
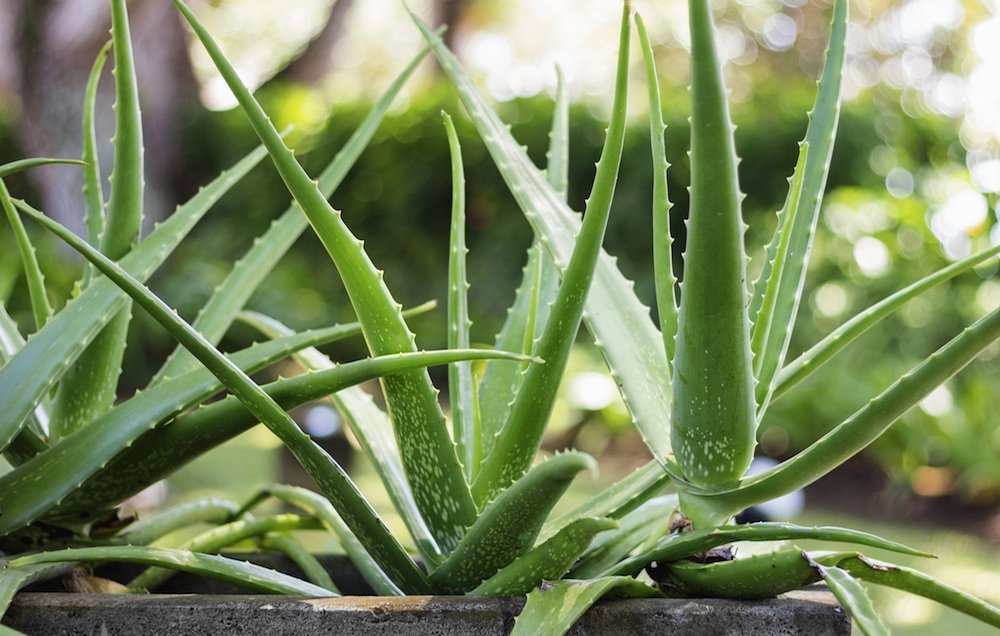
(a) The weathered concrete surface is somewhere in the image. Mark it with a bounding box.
[5,588,849,635]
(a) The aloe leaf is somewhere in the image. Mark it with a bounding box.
[656,548,821,599]
[0,144,267,455]
[0,562,75,617]
[478,69,567,464]
[569,495,675,579]
[411,6,676,475]
[0,304,49,465]
[238,309,442,568]
[241,484,401,596]
[470,2,632,504]
[610,521,931,577]
[20,202,436,594]
[751,143,810,409]
[128,513,322,591]
[471,517,617,596]
[442,111,479,480]
[773,242,1000,402]
[805,555,888,636]
[50,347,533,522]
[825,554,1000,629]
[83,41,112,254]
[749,0,848,408]
[174,0,476,551]
[258,532,339,593]
[696,305,1000,517]
[153,44,429,384]
[116,498,240,545]
[9,547,336,597]
[671,0,756,494]
[511,577,661,636]
[636,13,678,365]
[0,158,85,178]
[0,312,409,534]
[1,180,53,329]
[540,460,671,542]
[430,452,597,593]
[50,0,147,442]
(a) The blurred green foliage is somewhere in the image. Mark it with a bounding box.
[1,76,996,503]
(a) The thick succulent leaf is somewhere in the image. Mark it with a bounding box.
[636,13,678,365]
[540,459,671,542]
[50,347,532,521]
[83,41,111,252]
[825,553,1000,629]
[153,42,429,383]
[656,548,821,599]
[174,0,476,551]
[805,555,888,636]
[0,144,267,454]
[0,305,48,466]
[773,242,1000,402]
[116,498,240,545]
[20,202,434,594]
[610,521,931,577]
[691,305,1000,518]
[128,513,322,591]
[471,517,617,596]
[442,112,478,479]
[9,547,335,597]
[478,67,567,470]
[1,180,53,329]
[671,0,756,492]
[0,315,396,534]
[50,0,147,441]
[258,532,339,593]
[0,562,75,617]
[569,495,675,579]
[749,0,848,410]
[0,158,85,178]
[511,577,661,636]
[410,5,676,474]
[430,452,597,593]
[240,484,401,596]
[471,2,632,504]
[239,309,442,567]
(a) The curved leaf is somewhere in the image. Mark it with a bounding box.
[511,577,660,636]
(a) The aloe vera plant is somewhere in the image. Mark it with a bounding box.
[3,0,999,635]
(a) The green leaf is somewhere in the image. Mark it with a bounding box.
[511,577,661,636]
[9,547,336,597]
[610,521,932,577]
[0,180,53,330]
[153,42,429,383]
[636,12,677,365]
[0,305,49,467]
[773,242,1000,402]
[749,0,849,413]
[19,201,433,594]
[655,548,821,599]
[693,305,1000,517]
[0,561,75,618]
[240,484,401,596]
[127,514,322,591]
[116,497,240,545]
[568,495,675,579]
[238,307,444,568]
[805,555,888,636]
[471,517,617,596]
[430,452,596,593]
[83,41,112,256]
[470,1,632,504]
[1,312,409,534]
[671,0,756,492]
[442,111,478,480]
[826,553,1000,629]
[411,1,676,475]
[258,532,339,593]
[174,0,476,551]
[0,158,85,178]
[0,144,268,455]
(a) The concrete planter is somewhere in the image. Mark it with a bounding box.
[5,555,850,635]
